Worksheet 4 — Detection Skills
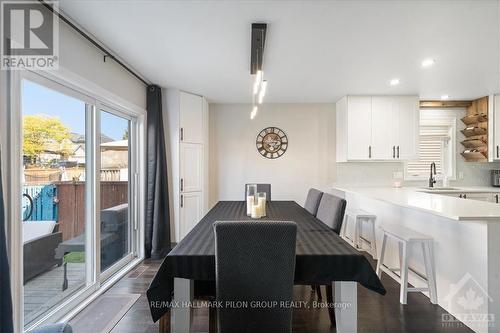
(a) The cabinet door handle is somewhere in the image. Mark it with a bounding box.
[180,178,184,192]
[392,146,396,158]
[181,194,184,207]
[496,194,499,203]
[369,146,372,158]
[497,145,499,158]
[459,194,462,198]
[463,194,467,199]
[397,146,400,159]
[180,128,184,141]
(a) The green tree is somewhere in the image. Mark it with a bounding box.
[122,129,129,140]
[23,115,72,164]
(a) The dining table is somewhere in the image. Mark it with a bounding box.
[147,201,386,333]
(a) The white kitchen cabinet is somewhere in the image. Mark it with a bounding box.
[180,92,203,144]
[396,96,419,160]
[165,89,209,242]
[371,97,396,159]
[180,143,203,193]
[493,95,500,160]
[346,96,372,160]
[443,192,496,203]
[180,192,203,238]
[336,95,419,162]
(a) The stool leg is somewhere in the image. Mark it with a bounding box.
[370,218,377,259]
[422,241,438,304]
[376,233,387,277]
[340,214,347,238]
[354,217,361,249]
[400,241,409,304]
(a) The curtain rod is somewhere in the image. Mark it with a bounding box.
[39,0,151,86]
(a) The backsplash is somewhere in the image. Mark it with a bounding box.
[335,161,500,187]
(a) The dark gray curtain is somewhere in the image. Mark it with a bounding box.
[145,85,171,259]
[0,150,13,333]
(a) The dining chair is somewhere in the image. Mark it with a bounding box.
[214,220,297,333]
[316,193,347,235]
[313,193,347,327]
[304,188,323,215]
[244,183,271,201]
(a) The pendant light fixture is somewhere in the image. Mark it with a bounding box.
[250,23,267,119]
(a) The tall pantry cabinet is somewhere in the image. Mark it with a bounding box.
[164,89,209,242]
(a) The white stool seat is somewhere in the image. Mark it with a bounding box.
[376,224,437,305]
[381,224,430,242]
[341,209,377,259]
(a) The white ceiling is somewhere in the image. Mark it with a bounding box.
[59,0,500,103]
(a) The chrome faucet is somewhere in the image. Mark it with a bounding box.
[429,162,437,188]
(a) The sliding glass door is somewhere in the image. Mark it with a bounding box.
[16,72,142,330]
[21,79,93,328]
[99,109,134,273]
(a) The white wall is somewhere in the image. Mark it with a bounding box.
[209,103,335,207]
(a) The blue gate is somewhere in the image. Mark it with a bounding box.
[22,185,58,221]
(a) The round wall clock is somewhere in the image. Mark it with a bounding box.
[256,127,288,159]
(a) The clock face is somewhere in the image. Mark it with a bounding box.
[256,127,288,159]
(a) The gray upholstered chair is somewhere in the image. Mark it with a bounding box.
[304,188,323,215]
[214,221,297,333]
[316,193,347,235]
[313,193,347,327]
[244,184,271,201]
[27,323,73,333]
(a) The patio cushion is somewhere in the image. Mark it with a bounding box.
[22,221,56,243]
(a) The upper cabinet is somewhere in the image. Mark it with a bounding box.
[493,95,500,161]
[336,95,419,162]
[180,91,204,144]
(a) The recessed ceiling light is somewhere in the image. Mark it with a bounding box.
[389,78,400,86]
[422,58,436,67]
[441,95,450,100]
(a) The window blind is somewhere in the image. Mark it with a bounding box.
[406,125,450,178]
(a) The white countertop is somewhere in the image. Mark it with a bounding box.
[332,186,500,221]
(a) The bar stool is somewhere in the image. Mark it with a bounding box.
[376,224,437,305]
[341,209,377,259]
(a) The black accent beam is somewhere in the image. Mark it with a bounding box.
[250,23,267,75]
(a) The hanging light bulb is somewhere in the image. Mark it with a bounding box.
[258,80,267,104]
[250,106,258,119]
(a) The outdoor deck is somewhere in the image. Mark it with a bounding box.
[24,262,85,326]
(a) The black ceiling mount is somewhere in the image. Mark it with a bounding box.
[250,23,267,74]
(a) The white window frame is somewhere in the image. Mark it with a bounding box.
[404,111,457,181]
[8,68,146,332]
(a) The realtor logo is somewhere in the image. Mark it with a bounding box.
[442,273,495,329]
[1,0,59,69]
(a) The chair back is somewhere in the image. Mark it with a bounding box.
[244,183,271,201]
[214,221,297,333]
[316,193,347,235]
[304,188,323,215]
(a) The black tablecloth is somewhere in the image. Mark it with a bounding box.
[147,201,386,322]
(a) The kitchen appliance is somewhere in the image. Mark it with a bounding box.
[491,170,500,187]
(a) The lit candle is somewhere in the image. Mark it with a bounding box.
[246,195,255,216]
[251,203,261,219]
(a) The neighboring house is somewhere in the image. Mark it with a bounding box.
[100,140,129,181]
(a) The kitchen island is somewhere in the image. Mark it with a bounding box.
[332,186,500,333]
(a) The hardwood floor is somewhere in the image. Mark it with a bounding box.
[78,256,473,333]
